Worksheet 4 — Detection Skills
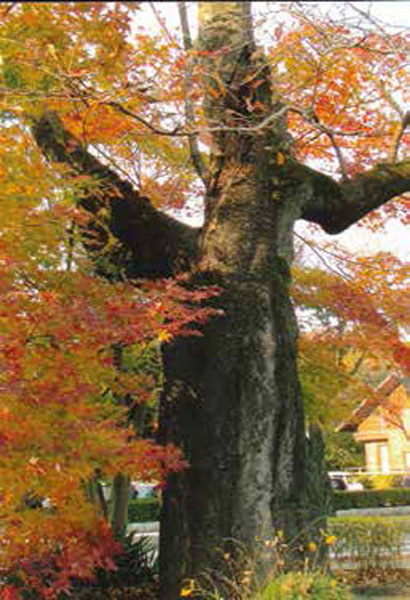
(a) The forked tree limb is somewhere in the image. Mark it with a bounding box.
[31,112,199,279]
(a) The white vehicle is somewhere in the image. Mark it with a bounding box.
[129,481,159,499]
[328,471,364,491]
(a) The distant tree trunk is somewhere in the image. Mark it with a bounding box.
[111,473,129,539]
[306,424,333,521]
[86,472,109,522]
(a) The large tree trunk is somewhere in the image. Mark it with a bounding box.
[159,277,307,598]
[158,5,308,598]
[157,38,311,591]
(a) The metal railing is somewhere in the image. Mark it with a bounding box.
[343,467,409,476]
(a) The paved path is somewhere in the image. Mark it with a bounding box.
[352,586,410,599]
[336,506,410,518]
[127,521,159,564]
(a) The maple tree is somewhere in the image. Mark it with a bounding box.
[293,240,409,465]
[294,239,409,411]
[0,199,217,597]
[0,4,217,597]
[0,1,409,598]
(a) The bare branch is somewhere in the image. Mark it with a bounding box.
[149,2,180,46]
[105,101,186,136]
[65,219,76,272]
[377,79,405,121]
[107,99,289,136]
[324,130,348,180]
[298,109,349,180]
[2,3,15,18]
[294,231,353,281]
[349,350,366,377]
[178,1,209,187]
[390,111,410,163]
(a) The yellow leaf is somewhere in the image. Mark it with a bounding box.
[47,44,58,60]
[208,85,221,99]
[276,152,285,166]
[180,578,195,597]
[158,330,172,343]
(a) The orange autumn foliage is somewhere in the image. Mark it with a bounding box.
[0,2,408,597]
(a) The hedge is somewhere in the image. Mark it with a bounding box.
[333,487,410,510]
[329,516,404,571]
[127,489,410,522]
[128,497,160,523]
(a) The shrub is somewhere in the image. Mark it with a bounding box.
[365,474,402,490]
[70,535,158,598]
[333,487,410,510]
[329,516,404,572]
[252,572,351,599]
[180,533,352,599]
[128,497,160,523]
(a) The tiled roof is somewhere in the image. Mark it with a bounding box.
[336,373,401,433]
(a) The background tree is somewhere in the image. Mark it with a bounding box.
[0,2,409,598]
[294,241,409,447]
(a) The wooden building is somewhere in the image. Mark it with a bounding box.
[337,373,410,473]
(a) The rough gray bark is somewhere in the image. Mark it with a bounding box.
[158,7,308,596]
[29,3,410,599]
[300,161,410,233]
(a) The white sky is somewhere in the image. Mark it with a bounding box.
[139,2,410,37]
[137,2,409,263]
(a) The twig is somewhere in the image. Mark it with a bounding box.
[107,99,290,136]
[106,101,185,136]
[90,143,141,190]
[294,231,353,281]
[149,2,180,47]
[292,106,349,178]
[2,3,15,18]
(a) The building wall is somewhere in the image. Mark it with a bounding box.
[355,385,410,473]
[364,441,384,472]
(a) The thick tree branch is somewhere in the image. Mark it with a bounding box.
[299,160,410,234]
[31,112,199,279]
